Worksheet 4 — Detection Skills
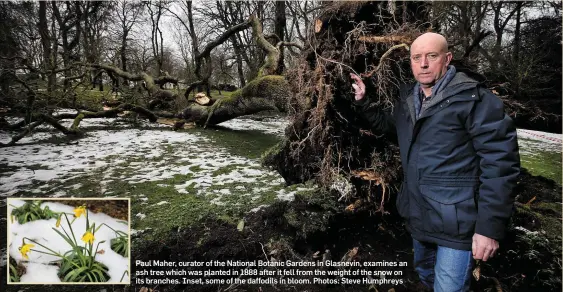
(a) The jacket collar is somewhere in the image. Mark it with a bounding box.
[401,69,483,123]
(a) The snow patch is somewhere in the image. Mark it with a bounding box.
[218,117,288,136]
[135,213,146,220]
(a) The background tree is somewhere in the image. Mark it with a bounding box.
[145,0,169,77]
[113,0,144,87]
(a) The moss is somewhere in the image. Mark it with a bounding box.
[56,175,105,197]
[210,75,286,109]
[261,140,285,166]
[533,202,562,216]
[165,173,195,185]
[283,210,300,228]
[196,235,207,247]
[130,183,216,239]
[201,75,289,126]
[530,203,562,240]
[241,75,286,99]
[71,113,85,130]
[253,189,279,206]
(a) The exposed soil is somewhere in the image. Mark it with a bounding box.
[126,170,560,292]
[41,199,130,221]
[130,199,422,292]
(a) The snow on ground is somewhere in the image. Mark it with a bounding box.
[0,114,305,206]
[0,127,200,196]
[7,199,129,283]
[517,129,562,143]
[218,116,289,136]
[517,129,562,153]
[3,112,557,214]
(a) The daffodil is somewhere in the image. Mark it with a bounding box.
[19,243,34,260]
[74,206,86,218]
[81,231,95,244]
[55,215,62,228]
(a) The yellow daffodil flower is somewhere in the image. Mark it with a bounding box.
[81,231,95,244]
[74,206,86,218]
[19,243,34,260]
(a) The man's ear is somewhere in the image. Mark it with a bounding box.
[445,52,453,65]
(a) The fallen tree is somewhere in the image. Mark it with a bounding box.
[0,13,297,145]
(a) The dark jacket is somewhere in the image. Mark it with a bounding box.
[355,70,521,250]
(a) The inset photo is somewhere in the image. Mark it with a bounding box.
[7,198,130,284]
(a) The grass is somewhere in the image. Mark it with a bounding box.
[519,138,562,184]
[194,127,281,159]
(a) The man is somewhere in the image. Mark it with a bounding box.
[350,32,520,291]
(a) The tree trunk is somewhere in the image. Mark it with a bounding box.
[50,14,58,95]
[52,2,70,91]
[121,33,128,86]
[38,2,53,93]
[231,37,246,87]
[181,75,289,126]
[514,4,522,96]
[274,1,286,74]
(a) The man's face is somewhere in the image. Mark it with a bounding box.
[410,41,452,88]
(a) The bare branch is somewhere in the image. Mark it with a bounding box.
[0,120,44,147]
[362,43,410,78]
[276,41,304,51]
[358,35,415,44]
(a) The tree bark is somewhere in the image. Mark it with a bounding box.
[85,63,178,105]
[38,2,55,94]
[181,75,289,126]
[274,1,286,74]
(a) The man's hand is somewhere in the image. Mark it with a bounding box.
[350,73,366,101]
[472,233,499,261]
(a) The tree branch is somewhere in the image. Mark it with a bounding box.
[0,120,44,147]
[362,43,410,78]
[276,41,304,51]
[463,30,492,59]
[183,17,253,99]
[250,14,281,77]
[358,35,415,44]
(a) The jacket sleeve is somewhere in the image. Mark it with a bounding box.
[350,76,398,136]
[467,87,521,240]
[352,97,396,136]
